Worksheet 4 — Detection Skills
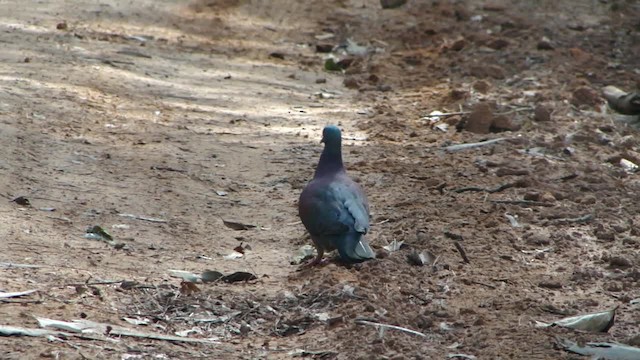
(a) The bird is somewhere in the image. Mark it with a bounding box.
[298,125,376,266]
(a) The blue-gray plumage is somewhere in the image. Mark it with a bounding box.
[298,125,375,265]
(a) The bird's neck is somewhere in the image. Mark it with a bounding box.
[314,145,344,178]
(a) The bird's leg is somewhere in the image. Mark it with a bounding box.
[298,246,328,268]
[306,247,324,267]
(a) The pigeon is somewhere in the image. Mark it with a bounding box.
[298,125,375,265]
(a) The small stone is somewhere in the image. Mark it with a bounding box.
[524,232,551,246]
[24,57,31,63]
[538,280,563,289]
[537,37,554,50]
[473,80,490,94]
[463,102,493,134]
[56,21,68,30]
[315,78,326,84]
[609,256,632,269]
[534,105,551,122]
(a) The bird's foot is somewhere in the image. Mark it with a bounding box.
[297,256,330,271]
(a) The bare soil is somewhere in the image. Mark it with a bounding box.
[0,0,639,359]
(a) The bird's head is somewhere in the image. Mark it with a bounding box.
[321,125,342,147]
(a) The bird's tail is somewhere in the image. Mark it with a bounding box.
[335,233,375,263]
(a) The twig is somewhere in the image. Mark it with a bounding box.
[546,213,594,225]
[470,280,495,289]
[421,111,470,119]
[355,319,426,337]
[0,262,42,269]
[444,137,508,152]
[490,200,553,207]
[373,219,390,225]
[495,106,535,115]
[62,280,124,288]
[453,182,515,194]
[118,213,167,223]
[0,299,43,304]
[453,241,470,264]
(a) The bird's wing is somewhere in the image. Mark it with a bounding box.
[299,178,369,236]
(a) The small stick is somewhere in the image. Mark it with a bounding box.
[546,214,594,225]
[444,137,508,152]
[62,280,124,288]
[355,319,426,337]
[421,111,470,119]
[453,241,470,264]
[454,182,515,194]
[0,262,42,269]
[490,200,553,207]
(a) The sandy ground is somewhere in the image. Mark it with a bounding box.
[0,0,639,359]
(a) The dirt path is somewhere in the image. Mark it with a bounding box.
[1,0,639,359]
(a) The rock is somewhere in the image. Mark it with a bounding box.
[609,256,632,269]
[537,37,554,50]
[463,103,493,134]
[524,231,551,246]
[534,105,551,122]
[571,87,600,107]
[538,280,563,289]
[315,78,327,84]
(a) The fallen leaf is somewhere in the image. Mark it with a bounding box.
[222,220,256,231]
[407,250,437,266]
[223,251,244,260]
[201,270,224,283]
[168,270,202,283]
[383,239,405,252]
[222,272,257,283]
[535,307,617,332]
[557,338,640,360]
